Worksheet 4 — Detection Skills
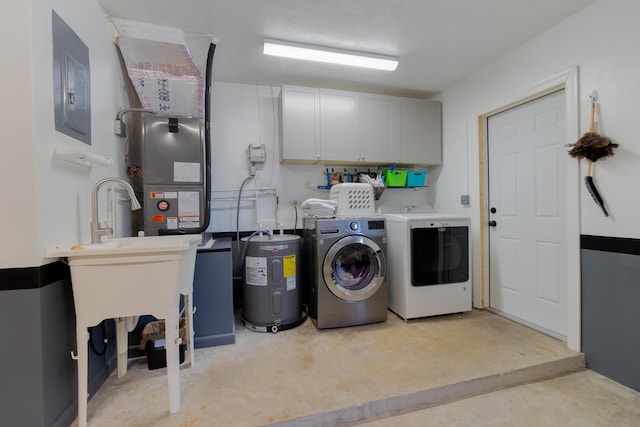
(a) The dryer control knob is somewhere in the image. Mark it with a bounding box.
[350,222,359,231]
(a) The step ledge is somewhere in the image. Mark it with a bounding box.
[269,354,585,427]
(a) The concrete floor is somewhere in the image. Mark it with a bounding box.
[357,370,640,427]
[76,310,640,426]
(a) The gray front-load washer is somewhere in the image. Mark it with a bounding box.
[303,217,388,329]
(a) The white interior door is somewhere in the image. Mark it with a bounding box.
[488,90,567,338]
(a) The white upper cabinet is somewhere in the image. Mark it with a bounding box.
[280,85,441,165]
[359,94,396,163]
[320,89,359,162]
[397,99,442,165]
[280,85,320,162]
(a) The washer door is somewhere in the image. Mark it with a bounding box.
[322,235,386,302]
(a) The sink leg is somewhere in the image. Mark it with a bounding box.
[76,326,89,427]
[116,318,128,377]
[165,315,181,413]
[184,293,195,367]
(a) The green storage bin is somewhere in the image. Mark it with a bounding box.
[383,170,408,187]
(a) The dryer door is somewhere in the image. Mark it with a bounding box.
[322,235,386,302]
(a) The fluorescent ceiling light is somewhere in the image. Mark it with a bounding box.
[263,39,398,71]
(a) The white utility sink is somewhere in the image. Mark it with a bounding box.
[47,234,199,255]
[45,234,200,427]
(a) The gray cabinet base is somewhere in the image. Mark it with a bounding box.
[193,238,235,348]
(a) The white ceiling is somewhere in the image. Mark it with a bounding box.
[97,0,596,98]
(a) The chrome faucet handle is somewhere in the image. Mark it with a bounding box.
[91,222,114,243]
[91,178,140,244]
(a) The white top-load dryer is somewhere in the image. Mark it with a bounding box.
[383,211,471,320]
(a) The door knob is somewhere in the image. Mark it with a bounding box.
[488,220,497,227]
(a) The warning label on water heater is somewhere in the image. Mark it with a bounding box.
[283,254,296,290]
[245,256,267,286]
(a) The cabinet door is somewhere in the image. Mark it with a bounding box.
[280,85,320,162]
[320,89,359,162]
[398,100,442,165]
[360,94,395,163]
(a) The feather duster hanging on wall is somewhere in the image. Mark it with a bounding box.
[566,92,618,217]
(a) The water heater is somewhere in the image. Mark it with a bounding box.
[141,115,207,236]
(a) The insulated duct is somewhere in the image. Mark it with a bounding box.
[111,18,204,118]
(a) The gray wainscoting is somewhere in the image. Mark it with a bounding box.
[581,235,640,392]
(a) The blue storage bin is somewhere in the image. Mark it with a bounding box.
[407,171,426,187]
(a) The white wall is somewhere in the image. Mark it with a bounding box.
[35,1,131,254]
[209,81,429,233]
[209,83,323,233]
[428,81,472,213]
[1,0,130,268]
[2,0,429,268]
[436,0,640,238]
[16,0,627,270]
[433,0,640,349]
[0,2,38,269]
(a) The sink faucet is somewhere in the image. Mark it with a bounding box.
[91,178,141,243]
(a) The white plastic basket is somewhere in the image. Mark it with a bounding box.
[330,183,375,217]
